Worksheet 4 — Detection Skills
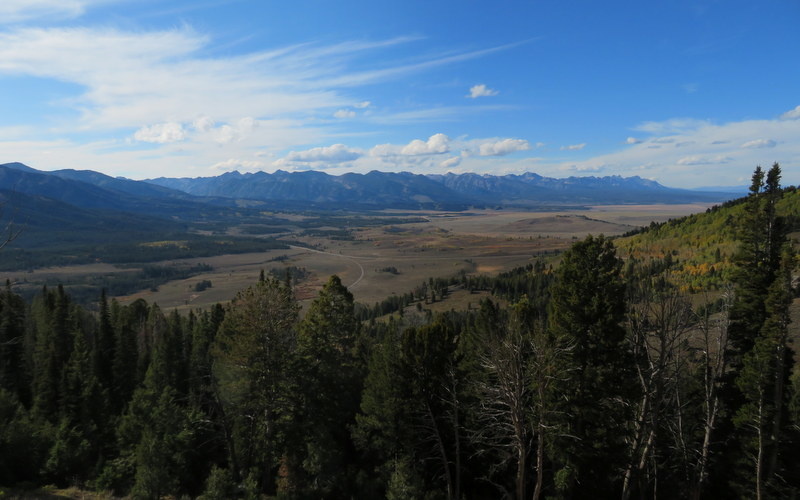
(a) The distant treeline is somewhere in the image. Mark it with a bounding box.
[0,235,291,272]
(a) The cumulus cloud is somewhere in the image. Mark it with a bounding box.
[478,138,530,156]
[133,122,187,143]
[400,133,450,155]
[741,138,776,149]
[467,84,499,98]
[780,105,800,120]
[192,115,215,132]
[626,137,642,144]
[211,117,259,144]
[560,143,586,151]
[334,109,356,119]
[283,144,362,163]
[354,101,371,108]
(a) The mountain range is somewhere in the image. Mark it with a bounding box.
[148,168,730,208]
[1,162,732,219]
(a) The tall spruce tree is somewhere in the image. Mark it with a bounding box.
[212,276,299,494]
[293,275,363,496]
[722,164,797,498]
[547,235,631,498]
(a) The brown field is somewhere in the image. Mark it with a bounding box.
[1,204,713,312]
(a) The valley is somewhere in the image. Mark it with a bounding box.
[1,204,713,312]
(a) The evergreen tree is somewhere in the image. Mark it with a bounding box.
[0,283,28,404]
[293,275,363,496]
[110,298,140,413]
[212,276,299,494]
[44,330,107,485]
[548,235,631,497]
[94,289,115,393]
[734,245,798,498]
[729,163,786,358]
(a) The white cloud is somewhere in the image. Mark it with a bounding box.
[369,143,396,158]
[0,0,93,23]
[677,155,732,166]
[467,84,499,98]
[192,115,215,132]
[209,117,260,144]
[440,156,461,169]
[525,114,800,188]
[212,158,267,172]
[626,137,642,144]
[0,27,508,136]
[334,109,356,119]
[741,138,776,149]
[559,163,603,173]
[282,144,362,163]
[780,105,800,120]
[133,122,187,143]
[400,133,450,155]
[560,143,586,151]
[635,118,710,134]
[478,138,530,156]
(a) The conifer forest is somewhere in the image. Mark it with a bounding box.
[1,164,799,499]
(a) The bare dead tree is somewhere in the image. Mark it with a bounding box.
[622,277,694,500]
[689,286,732,500]
[473,305,572,500]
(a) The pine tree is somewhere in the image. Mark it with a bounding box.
[212,276,299,493]
[0,283,28,404]
[44,331,106,484]
[547,235,631,497]
[110,298,140,413]
[734,245,797,498]
[94,290,115,393]
[293,275,363,496]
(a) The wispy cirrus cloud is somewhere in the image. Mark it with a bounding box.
[0,0,102,24]
[741,138,776,149]
[0,27,513,138]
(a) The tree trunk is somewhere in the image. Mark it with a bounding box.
[533,422,545,500]
[426,400,454,500]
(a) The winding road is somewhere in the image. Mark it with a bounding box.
[288,245,369,289]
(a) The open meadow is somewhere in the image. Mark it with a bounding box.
[1,204,714,312]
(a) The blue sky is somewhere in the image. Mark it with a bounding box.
[1,0,798,188]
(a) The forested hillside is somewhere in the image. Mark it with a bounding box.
[618,181,800,292]
[0,164,798,499]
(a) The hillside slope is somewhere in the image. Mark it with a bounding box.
[617,186,800,290]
